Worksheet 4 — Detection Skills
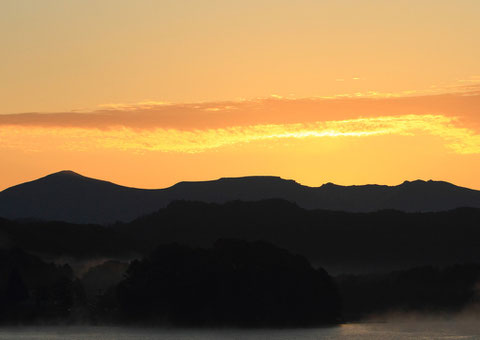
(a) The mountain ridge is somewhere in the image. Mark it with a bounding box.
[1,170,480,224]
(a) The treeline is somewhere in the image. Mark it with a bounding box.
[0,240,340,326]
[2,200,480,273]
[3,243,480,325]
[2,199,480,325]
[337,264,480,320]
[0,248,87,324]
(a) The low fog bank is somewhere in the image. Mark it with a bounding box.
[2,200,480,326]
[0,240,340,327]
[361,308,480,324]
[4,243,480,327]
[336,263,480,323]
[51,257,131,279]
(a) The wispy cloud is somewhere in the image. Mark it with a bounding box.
[1,87,480,132]
[98,101,172,110]
[1,114,479,154]
[1,88,480,155]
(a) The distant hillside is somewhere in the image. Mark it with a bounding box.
[119,200,480,273]
[3,200,480,274]
[1,171,480,224]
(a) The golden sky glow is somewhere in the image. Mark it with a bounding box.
[1,1,480,190]
[1,114,479,154]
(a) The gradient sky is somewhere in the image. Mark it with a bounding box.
[1,0,480,190]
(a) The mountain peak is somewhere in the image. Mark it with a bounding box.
[399,179,458,189]
[321,182,340,188]
[401,179,427,185]
[51,170,84,177]
[217,176,296,184]
[1,172,479,224]
[38,170,92,183]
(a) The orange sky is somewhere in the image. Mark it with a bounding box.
[1,1,480,190]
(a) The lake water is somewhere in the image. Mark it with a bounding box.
[2,321,480,340]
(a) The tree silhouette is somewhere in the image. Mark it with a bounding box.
[117,239,341,326]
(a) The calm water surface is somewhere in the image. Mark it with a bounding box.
[1,322,480,339]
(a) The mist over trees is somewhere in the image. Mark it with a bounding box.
[116,239,340,327]
[0,248,87,324]
[2,200,480,274]
[2,200,480,325]
[3,242,480,326]
[0,241,340,326]
[337,264,480,319]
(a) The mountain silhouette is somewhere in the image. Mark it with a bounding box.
[1,171,480,224]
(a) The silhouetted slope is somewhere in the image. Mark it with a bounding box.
[336,264,480,319]
[81,261,128,301]
[0,171,162,224]
[0,218,139,259]
[119,200,480,273]
[167,176,307,202]
[2,200,480,272]
[1,171,480,224]
[315,180,480,211]
[0,248,87,324]
[116,240,340,326]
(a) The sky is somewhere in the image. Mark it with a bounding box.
[1,0,480,190]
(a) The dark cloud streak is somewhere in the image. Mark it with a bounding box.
[1,90,480,131]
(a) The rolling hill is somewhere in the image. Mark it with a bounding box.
[1,170,480,224]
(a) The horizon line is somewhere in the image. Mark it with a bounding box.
[1,169,475,193]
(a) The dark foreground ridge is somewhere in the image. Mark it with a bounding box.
[2,200,480,324]
[3,241,480,325]
[116,239,340,327]
[0,241,340,327]
[337,263,480,320]
[1,171,480,224]
[2,200,480,273]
